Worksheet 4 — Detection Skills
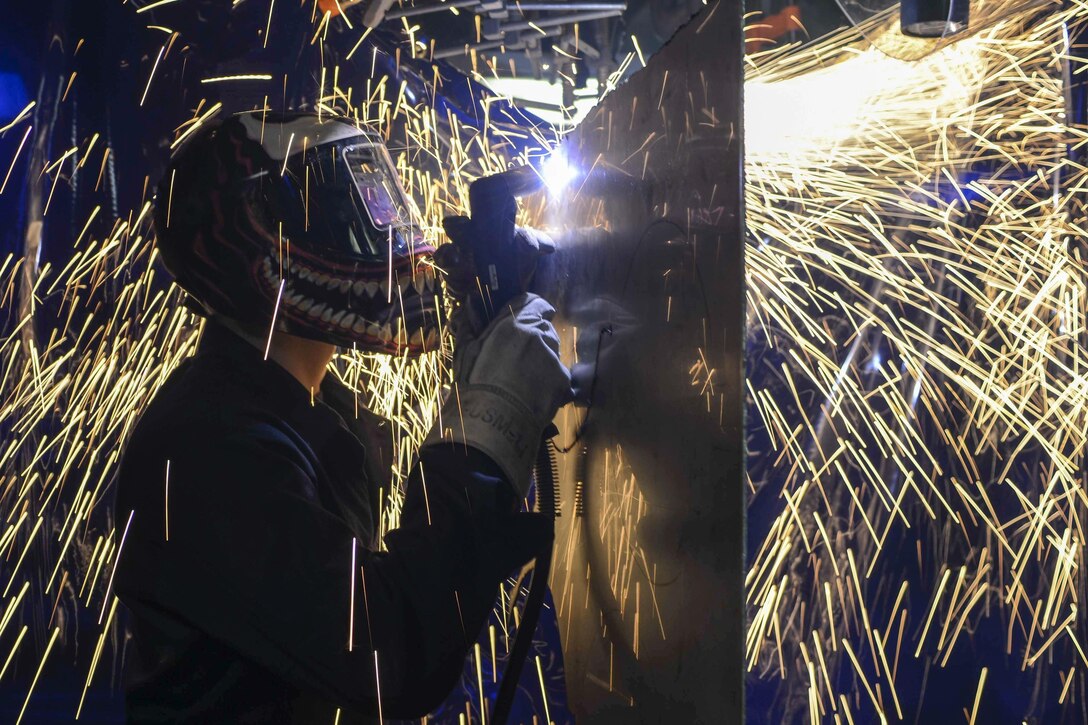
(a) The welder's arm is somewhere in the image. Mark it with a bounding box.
[423,293,572,497]
[115,432,548,719]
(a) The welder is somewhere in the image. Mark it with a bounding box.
[112,111,571,723]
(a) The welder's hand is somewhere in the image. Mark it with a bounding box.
[432,216,476,300]
[422,293,572,497]
[436,216,557,289]
[435,216,556,336]
[512,225,557,262]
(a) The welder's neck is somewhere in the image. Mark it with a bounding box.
[215,317,335,393]
[266,332,336,393]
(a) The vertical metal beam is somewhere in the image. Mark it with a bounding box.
[529,1,745,721]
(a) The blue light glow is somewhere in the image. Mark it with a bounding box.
[541,151,576,196]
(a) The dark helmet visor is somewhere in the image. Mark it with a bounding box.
[268,140,424,264]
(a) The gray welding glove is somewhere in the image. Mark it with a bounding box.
[423,293,572,497]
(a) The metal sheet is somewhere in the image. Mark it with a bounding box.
[525,2,745,720]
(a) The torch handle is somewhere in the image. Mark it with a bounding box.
[467,167,543,321]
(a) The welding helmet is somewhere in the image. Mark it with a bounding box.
[154,111,440,354]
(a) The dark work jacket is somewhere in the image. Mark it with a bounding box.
[113,321,543,723]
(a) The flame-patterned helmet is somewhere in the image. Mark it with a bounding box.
[154,111,441,354]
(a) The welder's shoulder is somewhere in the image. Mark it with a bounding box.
[118,361,315,501]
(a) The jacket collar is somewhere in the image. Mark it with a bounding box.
[196,319,333,422]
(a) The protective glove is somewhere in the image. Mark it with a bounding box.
[434,217,556,338]
[422,293,572,498]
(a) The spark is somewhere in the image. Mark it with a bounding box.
[135,0,180,13]
[200,74,275,84]
[418,461,432,525]
[76,597,120,719]
[100,510,134,624]
[968,667,988,725]
[16,626,60,725]
[0,101,34,134]
[264,0,275,48]
[0,625,28,680]
[140,46,164,106]
[0,583,30,639]
[348,537,356,652]
[373,650,383,725]
[170,102,223,150]
[280,132,295,175]
[535,655,552,724]
[474,642,486,724]
[359,559,374,647]
[0,125,33,195]
[265,278,285,359]
[347,27,374,60]
[489,625,498,682]
[164,459,170,541]
[631,35,646,67]
[3,517,43,597]
[741,1,1088,718]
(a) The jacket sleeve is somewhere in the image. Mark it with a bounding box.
[114,422,546,719]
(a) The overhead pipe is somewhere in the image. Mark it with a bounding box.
[515,2,625,9]
[388,0,626,18]
[431,26,562,59]
[494,8,623,32]
[386,0,478,19]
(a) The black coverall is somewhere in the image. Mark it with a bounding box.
[114,320,544,723]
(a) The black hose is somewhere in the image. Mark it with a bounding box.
[492,438,558,725]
